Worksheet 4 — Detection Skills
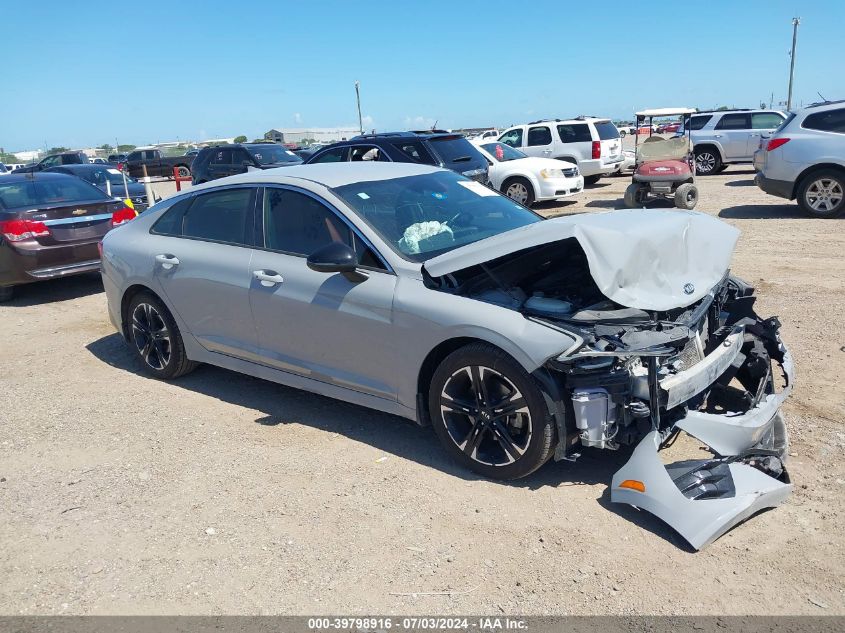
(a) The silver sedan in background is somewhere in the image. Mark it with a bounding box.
[100,162,793,549]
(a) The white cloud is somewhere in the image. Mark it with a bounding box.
[293,112,302,124]
[361,115,374,128]
[403,115,437,130]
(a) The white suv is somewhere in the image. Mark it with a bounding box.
[753,100,845,218]
[497,117,623,184]
[686,109,786,175]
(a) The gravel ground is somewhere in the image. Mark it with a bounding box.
[1,162,843,616]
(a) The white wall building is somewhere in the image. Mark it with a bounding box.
[265,127,360,144]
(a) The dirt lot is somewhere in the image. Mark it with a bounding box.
[1,164,843,616]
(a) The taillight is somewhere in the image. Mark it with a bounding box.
[592,141,601,160]
[766,138,790,151]
[111,207,137,227]
[0,219,50,242]
[117,162,124,171]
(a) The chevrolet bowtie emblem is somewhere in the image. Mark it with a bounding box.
[72,209,88,216]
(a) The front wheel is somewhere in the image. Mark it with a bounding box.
[797,170,845,218]
[176,165,191,179]
[127,292,197,379]
[674,183,699,209]
[428,343,556,480]
[502,177,535,206]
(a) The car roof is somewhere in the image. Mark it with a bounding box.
[1,171,77,183]
[349,131,460,141]
[188,162,443,192]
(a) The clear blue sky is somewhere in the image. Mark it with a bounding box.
[2,0,843,151]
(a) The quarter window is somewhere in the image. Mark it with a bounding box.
[498,128,523,148]
[715,113,751,130]
[556,124,591,143]
[803,108,845,133]
[210,148,233,165]
[180,188,254,245]
[688,115,713,130]
[751,112,785,129]
[393,142,436,164]
[527,126,552,146]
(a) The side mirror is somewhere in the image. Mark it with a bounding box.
[306,242,367,282]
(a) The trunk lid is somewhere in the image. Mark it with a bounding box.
[423,209,739,312]
[25,199,121,244]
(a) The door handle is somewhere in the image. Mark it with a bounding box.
[713,134,722,138]
[155,254,180,269]
[253,269,284,286]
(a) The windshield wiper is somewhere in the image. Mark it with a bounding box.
[451,156,472,163]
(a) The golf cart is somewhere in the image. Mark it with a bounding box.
[624,107,699,210]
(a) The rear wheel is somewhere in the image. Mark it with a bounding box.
[0,286,13,302]
[502,177,535,206]
[797,170,845,218]
[694,147,722,175]
[127,292,197,379]
[674,183,699,210]
[428,343,556,480]
[584,175,601,186]
[176,165,191,179]
[624,183,648,207]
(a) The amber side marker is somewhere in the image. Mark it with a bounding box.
[618,479,646,493]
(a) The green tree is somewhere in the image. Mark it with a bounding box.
[233,135,248,144]
[1,152,19,164]
[117,144,136,152]
[47,146,69,154]
[98,143,113,151]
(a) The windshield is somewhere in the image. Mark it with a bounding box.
[480,142,526,162]
[247,145,302,165]
[332,170,541,262]
[0,177,109,210]
[594,121,620,140]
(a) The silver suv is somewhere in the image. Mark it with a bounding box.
[686,109,786,175]
[753,100,845,218]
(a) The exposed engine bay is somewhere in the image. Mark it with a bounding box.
[426,236,794,549]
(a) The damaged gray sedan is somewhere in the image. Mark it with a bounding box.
[101,163,793,550]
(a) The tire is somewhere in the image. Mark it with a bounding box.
[501,177,535,206]
[584,175,601,186]
[620,130,627,138]
[0,286,13,302]
[674,183,699,210]
[623,183,643,208]
[176,165,191,179]
[694,147,722,175]
[428,342,557,480]
[126,292,197,379]
[797,169,845,218]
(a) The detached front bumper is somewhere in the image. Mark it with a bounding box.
[611,328,793,550]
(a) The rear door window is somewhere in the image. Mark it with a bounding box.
[392,142,436,164]
[210,148,233,165]
[309,147,349,163]
[802,108,845,133]
[751,112,785,129]
[350,145,388,162]
[715,113,751,130]
[527,126,552,146]
[179,187,255,246]
[498,128,523,147]
[556,124,591,143]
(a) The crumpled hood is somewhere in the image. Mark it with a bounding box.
[423,209,740,311]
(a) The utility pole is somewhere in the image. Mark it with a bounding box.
[787,17,800,111]
[355,81,363,135]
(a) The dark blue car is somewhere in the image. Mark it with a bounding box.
[305,131,489,183]
[45,164,159,211]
